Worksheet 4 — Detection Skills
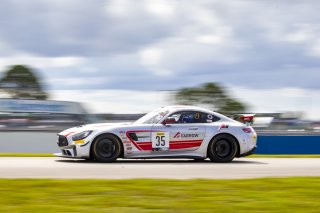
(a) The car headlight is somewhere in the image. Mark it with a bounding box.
[72,130,93,141]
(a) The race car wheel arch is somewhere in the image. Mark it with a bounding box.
[213,133,240,157]
[207,133,240,163]
[90,133,124,162]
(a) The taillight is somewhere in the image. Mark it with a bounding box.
[242,127,252,133]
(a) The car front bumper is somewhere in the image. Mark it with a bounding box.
[57,134,92,159]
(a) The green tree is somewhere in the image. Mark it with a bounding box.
[0,65,48,100]
[174,82,246,113]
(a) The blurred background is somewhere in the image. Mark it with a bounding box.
[1,0,320,136]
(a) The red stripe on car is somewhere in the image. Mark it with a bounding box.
[125,130,203,151]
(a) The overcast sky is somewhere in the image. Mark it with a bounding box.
[0,0,320,118]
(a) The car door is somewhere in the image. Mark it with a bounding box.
[151,111,206,152]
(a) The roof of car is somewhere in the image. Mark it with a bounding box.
[161,105,214,113]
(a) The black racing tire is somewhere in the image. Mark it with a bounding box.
[92,134,122,163]
[207,134,238,163]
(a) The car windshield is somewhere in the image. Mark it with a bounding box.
[134,108,169,124]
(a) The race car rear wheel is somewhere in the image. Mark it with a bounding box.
[92,134,122,163]
[208,134,238,163]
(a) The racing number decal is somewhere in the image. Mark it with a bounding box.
[152,132,169,150]
[155,135,165,146]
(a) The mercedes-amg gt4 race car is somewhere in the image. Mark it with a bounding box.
[55,106,257,162]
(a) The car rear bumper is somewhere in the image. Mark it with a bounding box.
[239,146,256,157]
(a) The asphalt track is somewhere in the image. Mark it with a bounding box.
[0,157,320,179]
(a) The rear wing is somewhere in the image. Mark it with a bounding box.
[232,114,255,126]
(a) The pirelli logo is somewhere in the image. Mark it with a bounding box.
[156,132,165,136]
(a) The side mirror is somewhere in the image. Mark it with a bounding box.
[162,117,176,125]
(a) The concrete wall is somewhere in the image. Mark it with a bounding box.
[0,132,59,153]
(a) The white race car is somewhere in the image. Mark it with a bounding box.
[56,106,257,162]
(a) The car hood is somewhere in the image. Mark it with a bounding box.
[59,122,132,135]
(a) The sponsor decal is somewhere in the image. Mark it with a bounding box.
[120,131,127,140]
[125,130,203,151]
[156,132,165,136]
[217,124,229,132]
[74,139,85,145]
[173,132,180,138]
[152,132,169,151]
[173,132,199,138]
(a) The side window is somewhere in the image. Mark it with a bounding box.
[180,112,201,123]
[168,111,215,124]
[168,111,221,124]
[205,113,220,123]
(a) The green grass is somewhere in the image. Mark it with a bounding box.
[0,178,319,212]
[0,153,53,157]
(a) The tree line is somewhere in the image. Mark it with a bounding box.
[0,65,246,113]
[0,65,48,100]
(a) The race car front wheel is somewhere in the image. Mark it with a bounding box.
[208,134,238,163]
[92,134,122,163]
